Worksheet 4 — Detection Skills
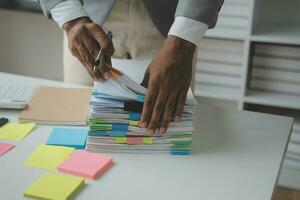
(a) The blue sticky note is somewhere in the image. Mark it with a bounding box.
[111,124,128,131]
[108,131,126,137]
[47,128,88,149]
[129,113,141,121]
[136,95,144,102]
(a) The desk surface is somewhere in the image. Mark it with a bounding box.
[0,65,293,200]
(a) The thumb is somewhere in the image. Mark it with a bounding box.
[141,68,150,88]
[94,55,112,81]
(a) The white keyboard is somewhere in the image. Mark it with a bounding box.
[0,85,35,109]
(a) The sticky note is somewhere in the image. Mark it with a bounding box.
[23,173,84,200]
[129,113,141,120]
[127,137,143,145]
[58,150,113,179]
[143,137,153,144]
[111,124,128,131]
[108,131,126,137]
[0,123,35,141]
[23,145,74,170]
[47,128,88,149]
[0,142,15,156]
[129,120,139,126]
[114,137,127,144]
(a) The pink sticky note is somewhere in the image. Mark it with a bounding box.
[58,150,112,179]
[0,142,15,156]
[127,137,143,145]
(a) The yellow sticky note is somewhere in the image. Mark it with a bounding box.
[129,120,139,126]
[0,123,35,141]
[24,173,84,200]
[23,145,74,170]
[114,137,127,144]
[143,137,153,144]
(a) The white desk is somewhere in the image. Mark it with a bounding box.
[0,69,293,200]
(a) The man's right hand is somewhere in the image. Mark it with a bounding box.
[63,17,115,81]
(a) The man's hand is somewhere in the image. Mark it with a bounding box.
[140,36,195,135]
[63,17,114,81]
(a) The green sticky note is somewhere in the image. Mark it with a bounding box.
[143,137,153,144]
[0,123,35,141]
[24,173,84,200]
[23,145,74,170]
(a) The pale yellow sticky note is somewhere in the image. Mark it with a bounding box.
[143,137,153,144]
[23,173,84,200]
[114,137,127,144]
[0,123,35,141]
[23,145,74,170]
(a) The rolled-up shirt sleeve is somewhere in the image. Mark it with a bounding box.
[168,16,208,46]
[50,0,88,28]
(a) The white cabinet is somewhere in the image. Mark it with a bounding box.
[194,0,300,190]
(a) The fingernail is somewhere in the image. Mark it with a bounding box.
[174,116,181,122]
[148,129,154,135]
[140,122,147,128]
[159,127,166,134]
[104,72,111,79]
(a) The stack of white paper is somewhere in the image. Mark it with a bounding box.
[86,62,196,155]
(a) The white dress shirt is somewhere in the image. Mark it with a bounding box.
[50,0,208,46]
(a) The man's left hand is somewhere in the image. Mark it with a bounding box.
[140,35,196,135]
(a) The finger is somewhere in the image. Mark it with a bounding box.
[73,48,95,79]
[174,90,188,122]
[82,34,100,58]
[93,55,111,81]
[77,43,98,80]
[105,54,112,66]
[140,80,158,129]
[140,68,150,88]
[159,92,177,134]
[88,24,115,56]
[98,57,112,81]
[147,91,168,136]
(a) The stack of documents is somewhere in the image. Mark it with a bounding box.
[86,64,196,155]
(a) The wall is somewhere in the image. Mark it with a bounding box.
[0,9,63,81]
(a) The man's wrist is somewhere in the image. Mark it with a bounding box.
[165,35,196,57]
[63,17,92,33]
[168,16,208,46]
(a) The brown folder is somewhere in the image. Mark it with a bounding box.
[19,86,92,125]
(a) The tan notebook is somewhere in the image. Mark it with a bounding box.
[19,86,92,125]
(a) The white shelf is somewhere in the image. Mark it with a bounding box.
[278,167,300,190]
[194,84,240,101]
[251,25,300,46]
[194,0,300,190]
[205,29,247,41]
[244,90,300,110]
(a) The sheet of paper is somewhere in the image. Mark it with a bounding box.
[23,145,75,170]
[0,142,15,156]
[47,128,88,149]
[58,150,113,179]
[19,86,92,125]
[0,123,35,141]
[23,173,84,200]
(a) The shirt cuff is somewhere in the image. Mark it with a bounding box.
[168,16,208,46]
[50,0,88,28]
